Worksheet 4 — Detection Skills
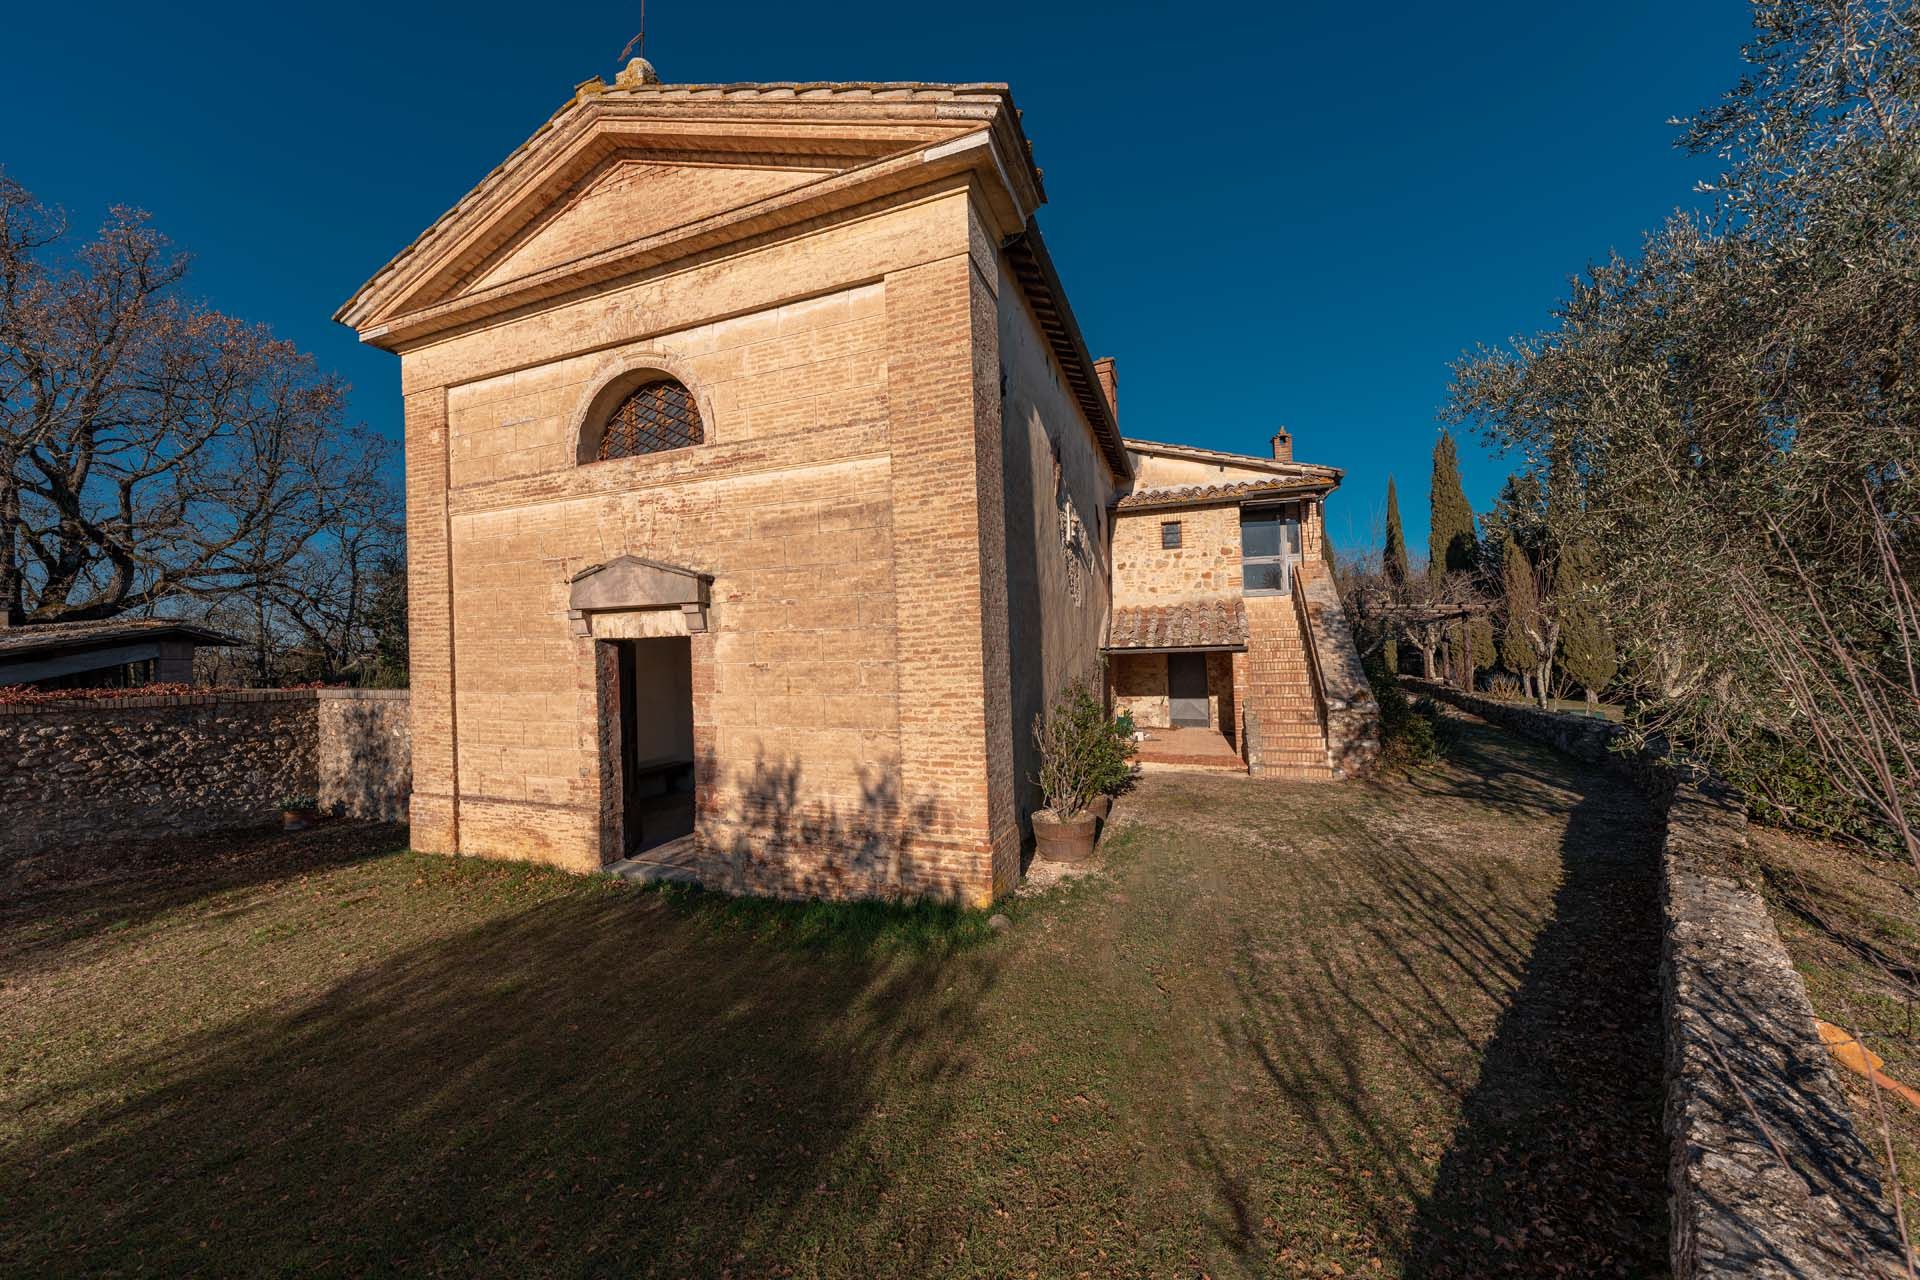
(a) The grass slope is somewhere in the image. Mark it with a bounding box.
[0,720,1666,1277]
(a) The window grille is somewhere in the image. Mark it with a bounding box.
[1161,521,1183,549]
[595,379,703,461]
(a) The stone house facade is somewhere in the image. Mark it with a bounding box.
[340,63,1374,905]
[1105,433,1378,779]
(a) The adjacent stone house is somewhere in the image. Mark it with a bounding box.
[339,62,1374,905]
[1106,430,1378,780]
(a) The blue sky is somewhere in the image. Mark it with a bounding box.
[0,1,1752,557]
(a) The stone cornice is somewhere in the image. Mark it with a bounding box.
[1000,226,1131,478]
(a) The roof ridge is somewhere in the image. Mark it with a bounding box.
[1123,436,1342,476]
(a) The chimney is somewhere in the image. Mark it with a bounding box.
[1092,356,1118,424]
[1271,425,1293,462]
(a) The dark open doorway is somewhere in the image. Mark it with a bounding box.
[616,636,696,858]
[1168,652,1210,728]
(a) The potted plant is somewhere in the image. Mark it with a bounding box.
[279,793,319,832]
[1087,708,1138,821]
[1031,677,1127,862]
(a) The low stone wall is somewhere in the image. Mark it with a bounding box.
[1404,678,1908,1278]
[1299,572,1380,776]
[1401,677,1629,770]
[316,691,411,822]
[0,689,410,864]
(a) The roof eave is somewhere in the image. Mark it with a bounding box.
[1000,225,1133,481]
[1123,436,1344,481]
[1114,483,1336,516]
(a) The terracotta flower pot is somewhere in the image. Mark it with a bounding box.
[1033,808,1098,863]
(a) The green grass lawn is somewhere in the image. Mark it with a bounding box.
[0,719,1667,1278]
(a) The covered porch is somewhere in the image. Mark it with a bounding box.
[1104,599,1248,773]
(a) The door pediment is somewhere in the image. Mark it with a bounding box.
[568,556,713,637]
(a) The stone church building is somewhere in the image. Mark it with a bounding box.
[339,62,1376,906]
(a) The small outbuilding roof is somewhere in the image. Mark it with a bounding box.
[0,619,238,657]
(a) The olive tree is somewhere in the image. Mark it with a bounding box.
[1448,0,1920,858]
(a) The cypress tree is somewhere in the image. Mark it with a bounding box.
[1498,533,1541,681]
[1380,478,1407,673]
[1554,538,1618,705]
[1429,430,1486,682]
[1382,477,1410,584]
[1468,613,1497,677]
[1428,430,1478,578]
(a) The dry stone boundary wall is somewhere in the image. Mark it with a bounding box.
[1404,678,1908,1278]
[1,689,410,865]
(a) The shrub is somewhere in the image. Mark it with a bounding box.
[1033,676,1134,816]
[1092,709,1139,797]
[1725,732,1887,850]
[1366,651,1441,768]
[1486,672,1524,701]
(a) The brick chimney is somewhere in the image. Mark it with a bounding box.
[1271,426,1293,462]
[1092,356,1118,424]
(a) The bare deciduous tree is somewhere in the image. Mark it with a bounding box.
[0,173,396,629]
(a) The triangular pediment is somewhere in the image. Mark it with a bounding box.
[337,85,1045,346]
[464,157,823,296]
[569,556,712,613]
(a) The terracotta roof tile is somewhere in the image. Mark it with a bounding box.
[1106,599,1248,651]
[1115,478,1333,512]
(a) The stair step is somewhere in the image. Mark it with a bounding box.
[1255,765,1336,781]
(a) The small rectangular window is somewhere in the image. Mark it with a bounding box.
[1161,521,1182,549]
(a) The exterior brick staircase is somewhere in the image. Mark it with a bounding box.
[1242,596,1334,780]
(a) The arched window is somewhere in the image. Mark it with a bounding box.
[594,378,703,461]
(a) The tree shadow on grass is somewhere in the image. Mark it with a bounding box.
[1403,753,1669,1275]
[3,883,1002,1276]
[0,820,407,976]
[1213,719,1667,1275]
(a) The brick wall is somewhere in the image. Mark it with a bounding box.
[394,185,1037,902]
[995,236,1120,851]
[0,689,411,865]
